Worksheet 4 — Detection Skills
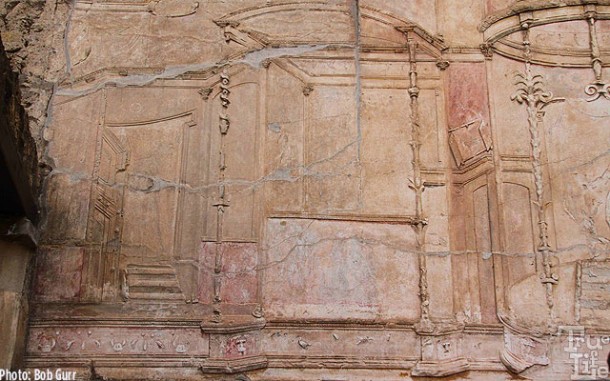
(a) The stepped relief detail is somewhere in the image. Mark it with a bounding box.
[78,86,202,303]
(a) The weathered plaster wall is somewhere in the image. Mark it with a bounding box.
[3,1,609,380]
[0,0,73,218]
[0,238,33,369]
[0,1,71,371]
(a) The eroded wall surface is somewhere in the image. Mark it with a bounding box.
[0,0,72,216]
[23,1,610,380]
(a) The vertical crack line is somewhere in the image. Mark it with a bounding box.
[352,0,362,157]
[44,0,77,169]
[64,0,76,78]
[351,0,363,208]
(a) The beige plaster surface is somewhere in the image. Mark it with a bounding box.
[1,0,608,379]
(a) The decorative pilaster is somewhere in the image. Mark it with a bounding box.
[584,8,610,101]
[213,69,232,307]
[405,38,432,333]
[510,23,563,320]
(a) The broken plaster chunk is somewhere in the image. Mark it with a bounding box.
[43,128,54,141]
[151,0,199,17]
[128,175,155,192]
[1,29,25,52]
[267,123,281,133]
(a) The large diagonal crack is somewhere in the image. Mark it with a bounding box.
[56,43,331,97]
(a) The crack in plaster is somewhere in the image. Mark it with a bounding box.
[351,0,364,211]
[261,236,410,272]
[44,125,362,192]
[55,44,330,97]
[64,0,77,77]
[257,234,597,276]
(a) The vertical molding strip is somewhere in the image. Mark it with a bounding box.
[585,6,610,101]
[406,38,431,331]
[510,23,563,323]
[213,69,231,306]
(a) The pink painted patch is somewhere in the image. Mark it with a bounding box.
[34,247,84,302]
[198,242,258,304]
[446,63,491,129]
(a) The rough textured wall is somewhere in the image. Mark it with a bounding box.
[0,38,35,216]
[12,1,610,380]
[0,0,72,218]
[0,228,35,370]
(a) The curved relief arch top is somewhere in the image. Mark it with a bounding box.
[481,0,610,67]
[214,1,447,60]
